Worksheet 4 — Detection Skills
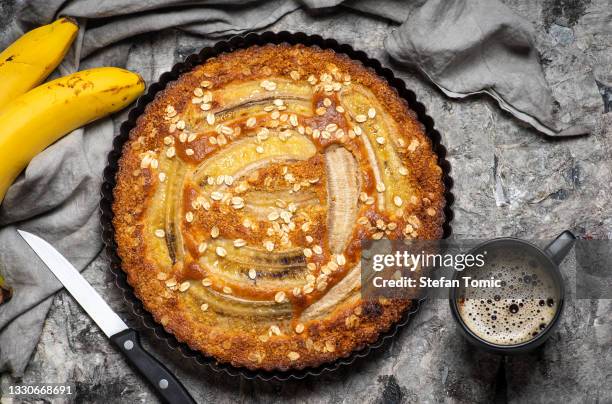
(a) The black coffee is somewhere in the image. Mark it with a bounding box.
[456,246,560,345]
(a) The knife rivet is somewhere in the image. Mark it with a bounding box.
[124,340,134,350]
[159,379,169,389]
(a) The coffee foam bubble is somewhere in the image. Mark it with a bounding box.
[456,247,560,346]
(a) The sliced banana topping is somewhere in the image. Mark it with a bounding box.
[141,72,427,321]
[325,145,360,254]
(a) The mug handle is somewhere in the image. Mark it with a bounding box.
[544,230,576,266]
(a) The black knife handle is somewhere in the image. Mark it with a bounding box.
[111,329,196,404]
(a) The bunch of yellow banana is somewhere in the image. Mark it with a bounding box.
[0,18,145,203]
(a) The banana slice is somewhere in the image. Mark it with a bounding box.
[188,282,293,319]
[192,132,316,184]
[325,145,360,254]
[341,84,417,211]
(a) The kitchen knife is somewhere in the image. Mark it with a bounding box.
[17,230,196,404]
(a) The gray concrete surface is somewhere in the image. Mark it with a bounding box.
[1,0,611,403]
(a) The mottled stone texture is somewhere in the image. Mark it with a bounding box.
[1,0,611,403]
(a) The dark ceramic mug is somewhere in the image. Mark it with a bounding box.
[449,231,576,353]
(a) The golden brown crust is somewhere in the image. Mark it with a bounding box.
[112,44,445,371]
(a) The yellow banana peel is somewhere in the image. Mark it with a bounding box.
[0,272,11,305]
[0,67,145,203]
[0,17,79,111]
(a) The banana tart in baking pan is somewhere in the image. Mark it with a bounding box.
[113,43,445,371]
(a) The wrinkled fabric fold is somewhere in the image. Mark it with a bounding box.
[384,0,590,136]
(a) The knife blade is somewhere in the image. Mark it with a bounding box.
[17,230,128,337]
[18,230,196,404]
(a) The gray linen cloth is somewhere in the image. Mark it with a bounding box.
[0,0,588,376]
